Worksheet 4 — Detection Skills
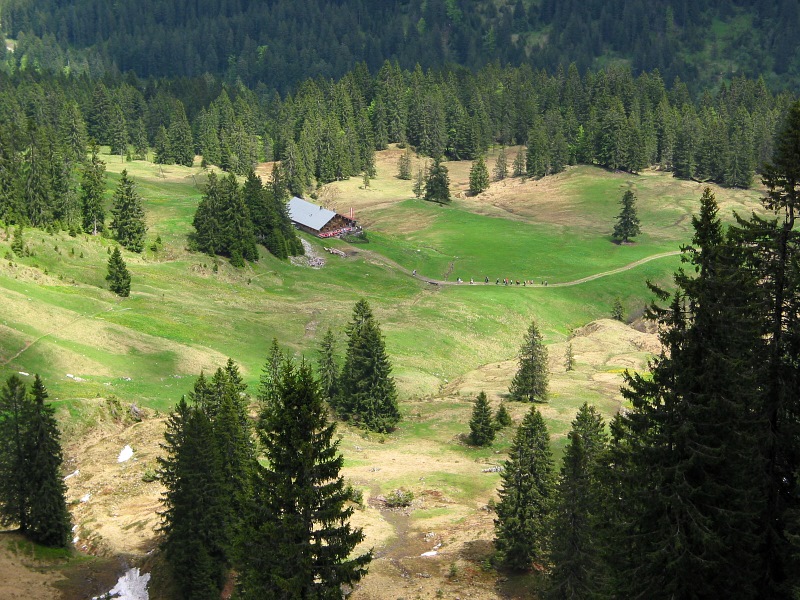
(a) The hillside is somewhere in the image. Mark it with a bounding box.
[0,146,767,597]
[1,0,798,91]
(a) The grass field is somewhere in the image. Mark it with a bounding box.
[0,147,767,598]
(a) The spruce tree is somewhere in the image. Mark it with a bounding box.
[80,147,106,235]
[317,328,340,404]
[509,320,549,403]
[564,343,575,372]
[0,375,30,533]
[412,166,425,199]
[106,246,131,297]
[338,299,400,432]
[494,146,508,181]
[168,102,195,167]
[610,188,766,598]
[397,147,412,180]
[494,403,513,429]
[513,146,526,178]
[611,297,624,321]
[468,391,495,446]
[110,170,147,252]
[612,190,641,244]
[424,157,451,204]
[240,360,371,598]
[469,155,490,195]
[158,398,229,600]
[258,338,284,409]
[548,403,608,599]
[494,405,555,571]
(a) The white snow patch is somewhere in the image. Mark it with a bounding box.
[118,445,134,463]
[420,551,438,557]
[80,493,91,503]
[18,371,29,376]
[64,469,79,481]
[92,568,150,600]
[73,536,79,545]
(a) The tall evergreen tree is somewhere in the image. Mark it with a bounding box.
[24,376,71,548]
[0,375,30,533]
[240,360,371,598]
[258,338,284,409]
[469,155,490,195]
[513,146,526,178]
[610,187,765,598]
[80,146,106,235]
[468,391,495,446]
[168,102,195,167]
[106,246,131,297]
[158,398,229,600]
[494,405,555,571]
[397,147,412,180]
[424,156,450,204]
[338,299,400,432]
[110,169,147,252]
[548,403,608,599]
[317,328,340,403]
[494,146,508,181]
[509,320,549,403]
[612,190,641,244]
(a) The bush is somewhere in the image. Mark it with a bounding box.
[384,488,414,508]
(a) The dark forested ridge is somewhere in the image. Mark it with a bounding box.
[1,0,799,92]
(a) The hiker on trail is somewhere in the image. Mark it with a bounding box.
[412,269,417,276]
[496,279,500,285]
[485,276,489,283]
[457,277,463,283]
[470,278,474,284]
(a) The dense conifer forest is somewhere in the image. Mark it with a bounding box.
[2,0,799,92]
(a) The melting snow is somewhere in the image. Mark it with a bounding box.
[80,493,91,503]
[92,568,150,600]
[420,551,438,557]
[118,445,134,463]
[64,469,79,480]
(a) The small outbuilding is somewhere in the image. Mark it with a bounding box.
[287,197,360,238]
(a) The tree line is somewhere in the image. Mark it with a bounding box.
[0,63,794,235]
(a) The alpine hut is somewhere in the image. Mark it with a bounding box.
[287,197,360,238]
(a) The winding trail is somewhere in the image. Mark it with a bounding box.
[359,249,681,288]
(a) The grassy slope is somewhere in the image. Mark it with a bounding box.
[0,148,767,598]
[0,148,763,407]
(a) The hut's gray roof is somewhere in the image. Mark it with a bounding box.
[287,196,337,231]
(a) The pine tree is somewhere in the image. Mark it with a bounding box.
[513,146,526,178]
[548,403,608,599]
[494,405,555,572]
[612,190,641,244]
[564,343,575,371]
[494,146,508,181]
[468,391,495,446]
[110,170,147,252]
[80,146,106,235]
[106,246,131,297]
[168,102,195,167]
[240,360,371,598]
[258,338,284,409]
[317,328,340,403]
[397,147,412,180]
[509,320,549,403]
[24,376,71,548]
[154,125,173,165]
[469,155,490,195]
[338,299,400,432]
[609,187,766,598]
[158,398,229,600]
[0,375,30,533]
[424,157,451,204]
[494,403,513,429]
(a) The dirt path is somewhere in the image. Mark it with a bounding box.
[355,248,681,288]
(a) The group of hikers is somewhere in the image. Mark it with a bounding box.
[411,269,547,286]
